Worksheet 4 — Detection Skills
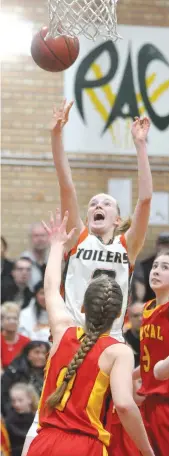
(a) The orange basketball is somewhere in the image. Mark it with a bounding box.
[31,26,80,72]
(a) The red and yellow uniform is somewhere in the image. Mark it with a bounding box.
[1,417,11,456]
[107,399,140,456]
[139,299,169,456]
[27,327,119,456]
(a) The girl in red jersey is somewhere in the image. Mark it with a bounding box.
[26,210,154,456]
[134,251,169,456]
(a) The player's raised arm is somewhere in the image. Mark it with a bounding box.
[42,210,75,343]
[110,344,154,456]
[50,100,84,247]
[125,117,153,265]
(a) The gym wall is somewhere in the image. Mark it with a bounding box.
[1,0,169,258]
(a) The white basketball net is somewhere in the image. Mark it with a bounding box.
[47,0,121,41]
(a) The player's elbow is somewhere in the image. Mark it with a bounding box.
[115,398,135,415]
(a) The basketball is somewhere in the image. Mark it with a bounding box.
[31,27,80,72]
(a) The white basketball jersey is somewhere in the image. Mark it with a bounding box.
[62,229,131,342]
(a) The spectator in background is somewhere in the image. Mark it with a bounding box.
[1,302,30,372]
[21,223,49,290]
[130,265,146,304]
[1,340,49,417]
[139,232,169,301]
[1,236,13,282]
[124,302,144,367]
[1,258,33,308]
[19,281,49,342]
[6,383,38,456]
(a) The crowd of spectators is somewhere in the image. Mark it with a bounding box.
[1,228,169,455]
[1,225,50,456]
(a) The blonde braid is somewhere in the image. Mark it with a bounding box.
[46,331,100,409]
[46,276,122,410]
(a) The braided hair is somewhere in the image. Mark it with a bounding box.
[46,275,123,409]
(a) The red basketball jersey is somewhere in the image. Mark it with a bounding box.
[1,417,11,456]
[139,299,169,397]
[38,327,119,447]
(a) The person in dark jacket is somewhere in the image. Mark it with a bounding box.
[124,302,144,367]
[1,258,33,308]
[1,236,13,282]
[1,341,49,417]
[6,383,38,456]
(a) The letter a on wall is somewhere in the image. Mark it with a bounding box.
[64,25,169,156]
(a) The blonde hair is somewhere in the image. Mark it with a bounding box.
[10,383,39,413]
[115,217,131,235]
[1,302,20,318]
[115,203,131,235]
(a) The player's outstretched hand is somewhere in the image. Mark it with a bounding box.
[131,116,150,146]
[49,99,73,134]
[42,209,76,246]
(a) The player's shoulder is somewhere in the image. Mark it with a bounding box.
[65,227,89,257]
[114,233,127,249]
[143,299,169,318]
[60,326,84,344]
[107,340,133,359]
[107,342,134,373]
[49,325,77,358]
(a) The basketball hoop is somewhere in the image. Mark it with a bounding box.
[47,0,122,41]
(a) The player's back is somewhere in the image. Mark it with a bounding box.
[139,299,169,397]
[39,327,118,447]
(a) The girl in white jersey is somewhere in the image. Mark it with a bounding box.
[21,105,152,455]
[50,100,152,342]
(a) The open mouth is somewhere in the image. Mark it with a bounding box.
[94,212,105,221]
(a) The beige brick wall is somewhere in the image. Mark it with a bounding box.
[1,0,169,259]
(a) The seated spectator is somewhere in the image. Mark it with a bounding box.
[1,415,11,456]
[123,302,144,367]
[139,232,169,301]
[1,340,49,416]
[1,258,33,308]
[1,236,13,282]
[21,223,49,290]
[19,281,49,342]
[1,302,30,371]
[6,383,38,456]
